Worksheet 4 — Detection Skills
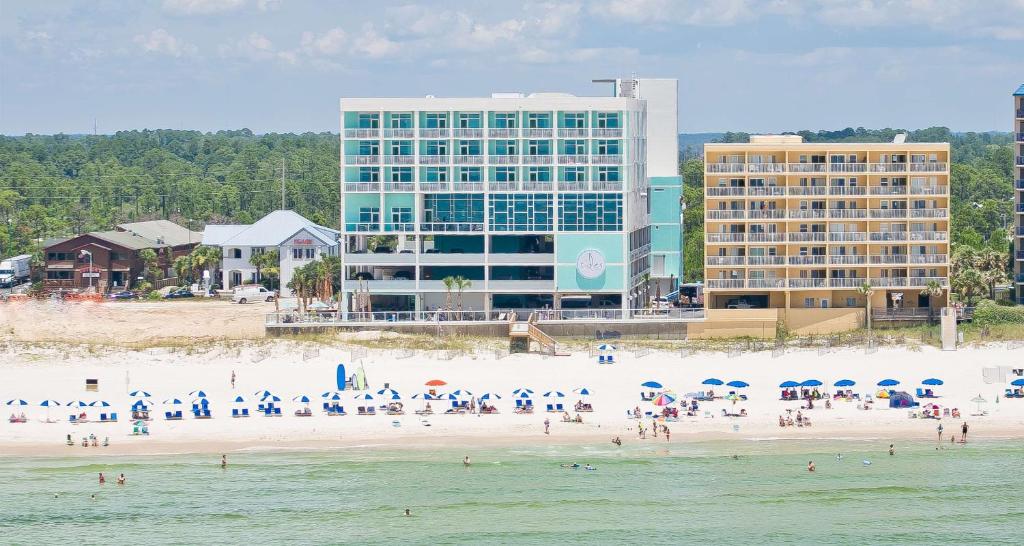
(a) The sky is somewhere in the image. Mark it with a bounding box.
[1,0,1023,135]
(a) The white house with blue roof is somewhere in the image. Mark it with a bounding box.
[201,210,339,296]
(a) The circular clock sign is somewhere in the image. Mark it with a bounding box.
[576,249,606,279]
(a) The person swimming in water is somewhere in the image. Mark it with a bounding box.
[116,473,126,485]
[560,462,580,469]
[584,464,595,471]
[404,508,411,517]
[221,454,227,468]
[611,436,622,446]
[836,453,843,461]
[889,444,895,456]
[98,472,105,484]
[807,461,815,472]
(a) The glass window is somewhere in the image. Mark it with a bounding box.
[423,194,484,224]
[390,140,412,155]
[558,193,623,231]
[528,140,551,155]
[424,167,448,182]
[389,113,412,128]
[489,193,553,232]
[493,140,517,155]
[458,112,481,128]
[494,167,518,182]
[563,112,586,128]
[527,112,551,128]
[563,140,585,154]
[357,113,379,128]
[391,207,412,224]
[425,140,448,155]
[358,167,379,182]
[358,207,380,223]
[597,167,620,182]
[358,141,379,155]
[527,167,551,182]
[563,167,586,182]
[494,113,517,128]
[459,167,482,182]
[390,167,412,182]
[596,112,620,128]
[425,113,448,128]
[596,140,620,154]
[459,140,482,155]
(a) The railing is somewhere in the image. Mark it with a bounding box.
[523,128,553,138]
[868,163,908,173]
[592,181,623,191]
[909,231,947,241]
[706,279,744,289]
[1017,156,1024,166]
[747,256,785,266]
[382,128,414,138]
[788,256,826,265]
[748,279,787,289]
[489,181,519,191]
[828,232,867,242]
[873,308,931,321]
[558,181,589,191]
[382,182,414,191]
[523,155,553,164]
[521,181,553,191]
[788,210,826,219]
[869,186,907,195]
[908,277,949,287]
[909,185,948,195]
[452,128,483,138]
[1017,132,1024,141]
[870,209,908,218]
[1018,204,1024,213]
[829,278,867,288]
[789,278,827,288]
[829,186,867,195]
[418,222,485,232]
[830,255,866,265]
[1016,251,1024,260]
[452,182,484,191]
[419,128,450,138]
[490,155,519,165]
[788,233,826,242]
[488,128,519,138]
[707,210,745,220]
[909,209,948,218]
[420,155,450,165]
[909,162,948,172]
[870,255,908,265]
[706,256,746,266]
[383,155,414,165]
[869,232,908,242]
[383,223,414,232]
[748,233,786,243]
[748,209,785,219]
[453,155,484,165]
[748,186,786,196]
[344,222,380,232]
[747,163,786,173]
[344,129,379,138]
[344,182,379,192]
[592,128,622,137]
[787,163,827,173]
[707,187,746,197]
[829,163,867,173]
[557,153,591,165]
[558,128,589,138]
[707,163,746,173]
[869,278,908,287]
[1017,109,1024,118]
[698,162,947,174]
[592,154,622,164]
[787,186,827,196]
[346,155,380,165]
[828,209,866,219]
[707,233,745,243]
[420,182,449,191]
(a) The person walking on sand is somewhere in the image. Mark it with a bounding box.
[961,421,968,443]
[543,418,550,435]
[665,427,671,442]
[231,370,236,389]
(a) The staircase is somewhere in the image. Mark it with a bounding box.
[508,313,569,356]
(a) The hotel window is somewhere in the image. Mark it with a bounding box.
[563,112,586,128]
[489,193,553,232]
[597,167,620,182]
[527,112,551,128]
[358,141,379,155]
[495,167,518,182]
[358,208,380,224]
[494,112,518,128]
[390,167,412,183]
[563,140,585,155]
[391,207,413,225]
[458,112,481,128]
[558,193,623,232]
[528,140,551,155]
[357,113,379,128]
[459,140,482,155]
[596,112,620,128]
[229,248,242,259]
[424,167,449,182]
[563,167,586,182]
[527,167,551,182]
[494,140,518,155]
[292,248,315,260]
[389,140,412,155]
[358,167,379,182]
[389,113,412,128]
[596,140,620,154]
[425,140,448,155]
[459,167,482,182]
[423,194,484,224]
[424,113,448,128]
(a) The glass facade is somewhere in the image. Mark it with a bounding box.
[489,193,553,232]
[558,193,623,232]
[423,194,484,224]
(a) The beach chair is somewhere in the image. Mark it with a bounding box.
[366,406,376,415]
[232,408,240,417]
[607,355,616,364]
[99,413,108,422]
[916,388,925,398]
[322,402,330,412]
[599,355,607,364]
[264,407,273,416]
[68,415,77,423]
[335,405,346,416]
[357,406,367,415]
[164,411,172,420]
[202,409,212,418]
[545,403,555,412]
[273,407,281,416]
[241,408,250,417]
[109,412,118,422]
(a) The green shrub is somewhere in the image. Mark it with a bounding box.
[971,300,1024,326]
[146,291,161,301]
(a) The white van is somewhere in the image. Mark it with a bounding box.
[232,286,276,304]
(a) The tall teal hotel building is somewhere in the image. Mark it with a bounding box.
[339,78,683,317]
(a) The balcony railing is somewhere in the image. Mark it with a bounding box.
[592,154,622,165]
[748,279,787,289]
[788,256,826,265]
[908,277,949,287]
[346,155,380,165]
[869,186,907,195]
[829,278,867,288]
[1017,132,1024,142]
[452,128,483,138]
[870,255,908,265]
[870,209,908,219]
[707,256,746,266]
[829,163,867,173]
[698,162,948,174]
[1015,251,1024,260]
[1017,109,1024,118]
[1015,179,1024,190]
[909,185,948,195]
[382,182,414,191]
[523,155,553,165]
[419,128,450,138]
[869,232,908,241]
[909,163,948,172]
[707,233,745,243]
[707,163,746,173]
[748,233,786,243]
[383,223,415,232]
[558,154,589,165]
[748,209,785,219]
[419,222,484,232]
[708,210,745,220]
[1016,156,1024,166]
[490,155,519,165]
[747,163,786,173]
[420,182,449,191]
[828,209,867,219]
[706,279,745,289]
[748,186,786,196]
[830,255,866,265]
[829,186,867,195]
[592,180,623,191]
[558,128,589,138]
[788,209,826,219]
[789,278,827,288]
[344,222,380,232]
[521,181,553,191]
[453,182,484,191]
[489,181,519,191]
[344,182,379,192]
[707,187,746,197]
[592,128,622,137]
[453,155,484,165]
[344,128,379,138]
[868,163,908,173]
[420,155,450,165]
[909,209,948,218]
[910,254,948,264]
[788,186,827,196]
[909,231,948,241]
[788,163,828,173]
[747,256,785,266]
[828,232,867,242]
[383,155,414,165]
[558,181,589,191]
[382,128,414,138]
[870,277,908,287]
[488,128,519,138]
[787,232,826,242]
[523,128,553,138]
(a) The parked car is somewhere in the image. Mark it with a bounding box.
[108,291,137,300]
[164,288,195,299]
[232,286,276,304]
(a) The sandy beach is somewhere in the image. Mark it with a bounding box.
[2,330,1023,456]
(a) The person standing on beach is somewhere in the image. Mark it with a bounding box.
[961,422,968,443]
[665,427,671,442]
[230,371,236,389]
[543,418,550,435]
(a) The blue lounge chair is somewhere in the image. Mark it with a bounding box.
[241,408,249,417]
[164,411,172,420]
[599,355,606,364]
[232,408,240,417]
[607,355,615,364]
[273,407,281,416]
[916,388,925,398]
[322,402,330,412]
[109,412,118,422]
[99,413,108,421]
[546,403,555,412]
[203,409,211,418]
[69,415,77,423]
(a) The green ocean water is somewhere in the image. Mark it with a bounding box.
[1,440,1021,544]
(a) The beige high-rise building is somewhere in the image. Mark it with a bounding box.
[703,135,950,316]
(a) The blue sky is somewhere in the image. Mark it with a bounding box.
[2,0,1023,135]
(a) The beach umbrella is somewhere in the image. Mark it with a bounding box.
[1011,379,1024,387]
[597,344,617,351]
[544,391,565,398]
[450,389,473,398]
[39,399,62,407]
[163,398,182,405]
[292,395,312,403]
[921,378,944,386]
[261,395,282,403]
[514,391,533,399]
[425,379,447,387]
[877,379,900,387]
[971,395,987,414]
[574,387,593,396]
[377,388,401,398]
[512,387,534,396]
[254,390,274,398]
[232,395,246,403]
[327,392,343,401]
[640,381,663,389]
[411,393,437,400]
[89,401,111,407]
[131,399,152,410]
[189,390,208,398]
[779,381,800,388]
[834,379,856,388]
[800,380,823,387]
[727,380,750,388]
[67,400,90,408]
[724,393,741,401]
[702,378,724,386]
[353,393,374,401]
[651,392,677,406]
[129,390,151,398]
[479,393,502,401]
[5,399,28,406]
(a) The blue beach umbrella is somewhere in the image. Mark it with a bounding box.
[163,398,182,405]
[450,389,473,398]
[129,390,151,398]
[479,393,502,401]
[544,391,565,398]
[514,391,533,399]
[254,390,274,398]
[834,379,856,388]
[67,400,90,408]
[261,395,282,403]
[702,378,724,386]
[574,387,592,396]
[641,381,663,389]
[877,379,900,387]
[89,401,111,407]
[1011,378,1024,387]
[727,380,750,389]
[292,395,312,403]
[131,399,152,410]
[353,393,374,401]
[233,395,246,403]
[800,380,823,388]
[921,378,944,386]
[779,381,800,388]
[512,387,534,396]
[6,399,28,406]
[189,390,208,398]
[377,388,400,398]
[39,399,62,407]
[597,344,617,351]
[412,393,436,400]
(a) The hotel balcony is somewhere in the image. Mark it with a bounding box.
[747,256,785,266]
[830,255,867,265]
[828,232,867,242]
[829,163,868,173]
[910,254,948,264]
[909,209,948,219]
[558,154,589,165]
[343,252,414,265]
[558,180,589,191]
[490,155,519,165]
[908,231,948,242]
[420,155,450,165]
[382,182,414,191]
[746,163,787,174]
[869,209,908,219]
[523,155,553,165]
[384,222,415,232]
[382,128,415,138]
[787,186,827,196]
[829,186,867,196]
[592,128,623,138]
[383,155,414,165]
[521,181,553,191]
[522,128,553,138]
[748,186,787,196]
[748,209,785,220]
[708,210,745,220]
[419,128,450,138]
[870,277,908,287]
[344,128,379,138]
[908,277,949,287]
[420,182,450,191]
[707,163,746,174]
[452,128,483,138]
[453,155,484,165]
[707,187,746,197]
[344,222,381,232]
[344,182,380,192]
[346,155,380,165]
[706,279,745,289]
[788,210,826,219]
[419,222,484,233]
[558,128,589,138]
[869,186,907,196]
[789,278,827,288]
[829,278,867,288]
[908,163,949,173]
[748,279,787,289]
[489,181,519,191]
[707,233,745,243]
[868,163,908,173]
[591,180,623,191]
[869,232,908,242]
[701,162,947,174]
[870,255,908,265]
[488,128,519,138]
[787,163,828,173]
[452,182,484,191]
[592,154,622,165]
[828,209,867,219]
[706,256,746,266]
[909,185,948,195]
[788,256,826,266]
[748,233,786,243]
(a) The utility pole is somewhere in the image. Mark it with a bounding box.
[281,158,286,210]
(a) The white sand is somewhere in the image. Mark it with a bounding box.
[2,339,1023,456]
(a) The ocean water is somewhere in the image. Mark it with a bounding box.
[1,440,1021,544]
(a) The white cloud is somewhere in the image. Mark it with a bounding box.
[300,28,348,56]
[133,29,197,57]
[351,25,400,58]
[162,0,246,15]
[256,0,281,11]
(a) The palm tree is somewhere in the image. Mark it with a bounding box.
[172,255,192,284]
[976,248,1008,300]
[857,281,874,333]
[454,276,472,316]
[921,279,944,320]
[951,267,986,306]
[139,248,158,283]
[442,276,455,316]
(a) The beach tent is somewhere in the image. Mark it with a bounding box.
[834,379,856,388]
[702,378,724,386]
[888,391,916,408]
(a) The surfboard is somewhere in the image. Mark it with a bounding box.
[336,364,346,391]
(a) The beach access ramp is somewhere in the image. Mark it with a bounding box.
[509,316,569,356]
